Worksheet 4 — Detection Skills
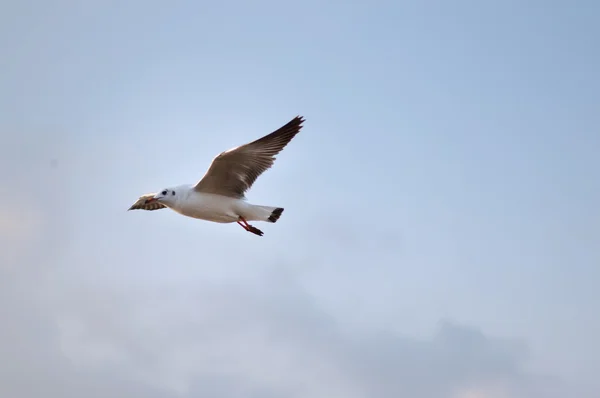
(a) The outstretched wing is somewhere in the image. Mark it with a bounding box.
[193,116,304,199]
[127,193,167,211]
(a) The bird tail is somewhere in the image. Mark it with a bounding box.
[247,205,284,223]
[240,204,285,224]
[267,207,284,223]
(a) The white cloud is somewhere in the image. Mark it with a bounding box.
[0,260,568,398]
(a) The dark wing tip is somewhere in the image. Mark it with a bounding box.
[277,114,304,140]
[288,115,305,130]
[244,114,306,151]
[273,115,305,132]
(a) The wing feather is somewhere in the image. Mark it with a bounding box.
[127,193,167,211]
[193,116,304,198]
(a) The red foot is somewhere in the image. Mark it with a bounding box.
[237,217,264,236]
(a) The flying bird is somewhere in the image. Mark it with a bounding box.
[128,116,305,236]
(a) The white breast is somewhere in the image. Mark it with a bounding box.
[172,191,243,223]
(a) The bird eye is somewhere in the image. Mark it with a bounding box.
[161,190,167,195]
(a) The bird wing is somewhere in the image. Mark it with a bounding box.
[127,193,167,211]
[193,115,304,198]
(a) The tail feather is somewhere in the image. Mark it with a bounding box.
[268,207,284,223]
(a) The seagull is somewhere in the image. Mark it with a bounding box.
[128,115,305,236]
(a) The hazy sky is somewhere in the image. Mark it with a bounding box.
[1,0,599,397]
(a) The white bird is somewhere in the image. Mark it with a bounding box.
[128,116,305,236]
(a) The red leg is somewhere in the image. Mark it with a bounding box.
[237,216,264,236]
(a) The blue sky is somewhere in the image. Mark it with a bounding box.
[1,0,599,397]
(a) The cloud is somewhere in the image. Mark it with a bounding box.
[0,254,565,398]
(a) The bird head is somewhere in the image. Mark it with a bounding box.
[147,187,177,206]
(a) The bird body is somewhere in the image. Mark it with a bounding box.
[128,116,304,236]
[154,185,281,224]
